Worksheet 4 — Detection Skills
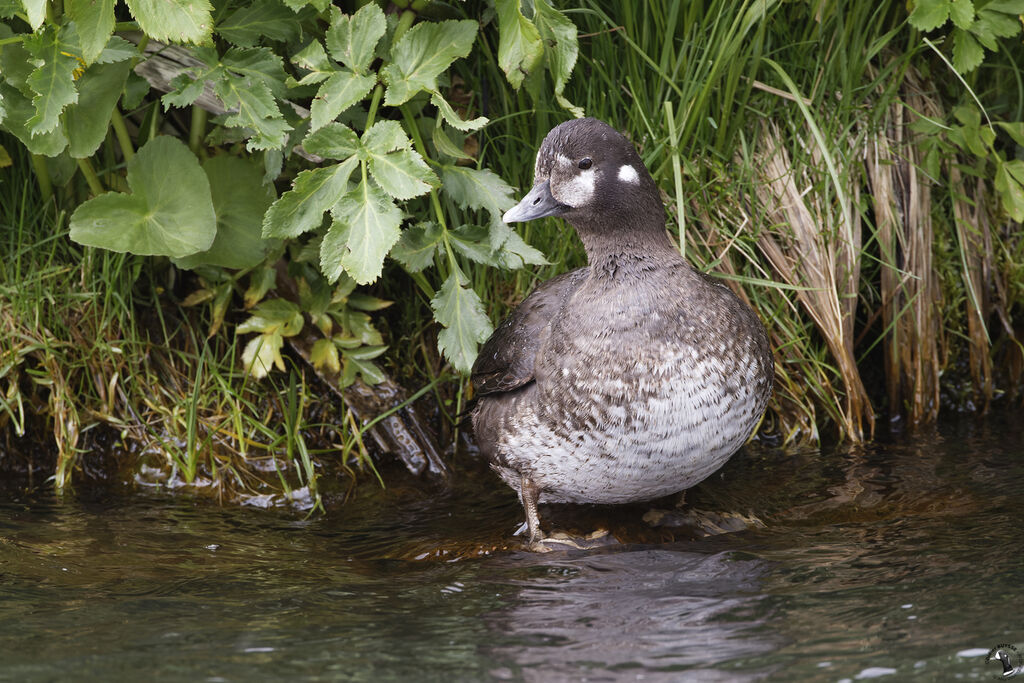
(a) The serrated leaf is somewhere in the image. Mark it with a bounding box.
[381,19,478,106]
[430,91,487,132]
[975,8,1022,40]
[431,269,493,373]
[125,0,214,45]
[0,83,67,156]
[488,219,548,268]
[908,0,951,31]
[391,222,442,272]
[495,0,543,89]
[290,40,333,86]
[310,69,375,131]
[66,0,115,64]
[237,299,304,335]
[949,0,975,29]
[163,69,210,109]
[174,156,279,270]
[432,123,473,160]
[326,3,386,74]
[368,148,438,200]
[303,122,360,159]
[281,0,328,10]
[953,27,985,73]
[64,60,131,158]
[533,0,583,117]
[69,136,216,257]
[449,224,499,265]
[441,164,517,218]
[311,338,341,374]
[24,26,80,136]
[262,156,358,238]
[321,180,403,284]
[96,36,139,64]
[20,0,45,29]
[217,0,302,47]
[242,332,284,379]
[220,47,288,98]
[361,120,410,155]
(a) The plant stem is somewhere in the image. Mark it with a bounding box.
[77,158,105,196]
[365,83,384,129]
[189,106,207,156]
[30,155,53,201]
[110,108,135,162]
[394,9,417,44]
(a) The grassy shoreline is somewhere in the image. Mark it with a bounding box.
[1,1,1023,502]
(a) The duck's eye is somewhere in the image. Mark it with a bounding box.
[578,158,593,170]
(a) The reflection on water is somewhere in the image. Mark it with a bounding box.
[0,410,1021,681]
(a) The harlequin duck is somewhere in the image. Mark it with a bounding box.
[471,118,773,547]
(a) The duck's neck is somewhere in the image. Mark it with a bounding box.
[573,216,681,280]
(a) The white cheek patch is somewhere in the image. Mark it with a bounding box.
[618,164,640,184]
[555,169,597,207]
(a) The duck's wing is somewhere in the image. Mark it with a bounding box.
[471,268,587,396]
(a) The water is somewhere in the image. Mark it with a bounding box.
[1,411,1022,682]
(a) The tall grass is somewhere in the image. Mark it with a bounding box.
[465,0,1023,443]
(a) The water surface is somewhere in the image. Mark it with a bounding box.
[1,411,1021,681]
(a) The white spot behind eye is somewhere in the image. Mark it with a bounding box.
[618,164,639,184]
[557,169,596,207]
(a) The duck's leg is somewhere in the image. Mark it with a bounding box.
[520,476,544,544]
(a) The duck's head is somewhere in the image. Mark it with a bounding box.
[502,118,664,234]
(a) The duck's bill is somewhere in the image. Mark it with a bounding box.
[502,180,569,223]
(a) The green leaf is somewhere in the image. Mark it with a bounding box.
[321,180,403,284]
[361,120,410,155]
[381,19,478,106]
[64,60,131,159]
[326,3,386,75]
[995,159,1024,221]
[290,40,333,86]
[20,0,45,30]
[367,148,438,200]
[311,338,341,374]
[440,164,517,219]
[533,0,583,117]
[262,156,358,238]
[66,0,116,64]
[908,0,951,31]
[0,83,68,156]
[952,27,985,73]
[431,269,493,373]
[310,69,375,131]
[217,0,302,47]
[495,0,543,89]
[69,136,217,257]
[975,8,1022,41]
[303,122,360,159]
[997,121,1024,146]
[124,0,214,45]
[346,294,392,312]
[24,25,80,136]
[237,299,304,335]
[174,156,279,270]
[430,91,488,131]
[949,0,975,29]
[391,222,442,272]
[432,123,473,160]
[488,219,548,267]
[449,224,499,265]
